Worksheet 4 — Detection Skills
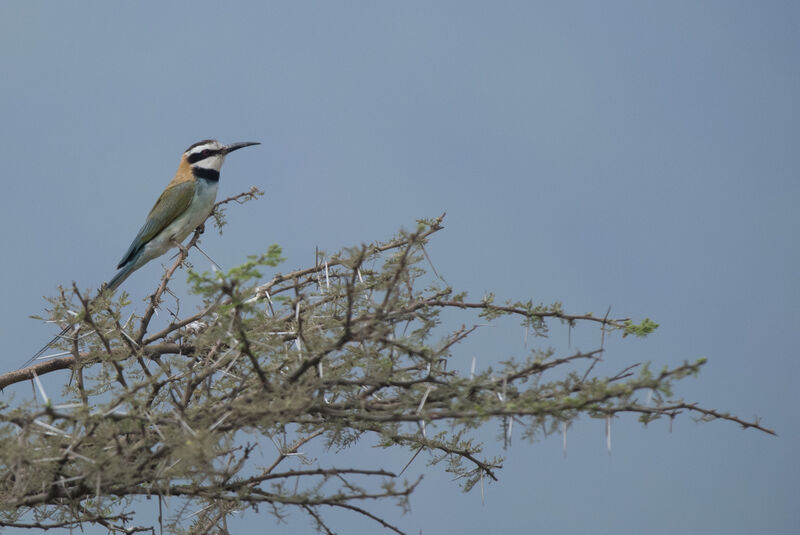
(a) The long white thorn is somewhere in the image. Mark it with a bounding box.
[53,403,84,410]
[416,386,432,414]
[33,419,68,436]
[65,449,96,464]
[36,351,71,360]
[176,413,198,438]
[209,412,232,431]
[187,503,214,519]
[32,371,49,404]
[264,289,273,315]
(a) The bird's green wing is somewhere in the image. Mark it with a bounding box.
[117,181,195,268]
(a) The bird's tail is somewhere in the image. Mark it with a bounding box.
[106,262,136,293]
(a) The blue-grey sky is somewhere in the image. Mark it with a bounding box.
[1,2,797,533]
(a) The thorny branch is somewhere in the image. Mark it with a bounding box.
[0,199,774,535]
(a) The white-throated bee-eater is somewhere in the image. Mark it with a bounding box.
[26,139,259,367]
[107,139,259,291]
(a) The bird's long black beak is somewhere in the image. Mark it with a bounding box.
[223,141,260,154]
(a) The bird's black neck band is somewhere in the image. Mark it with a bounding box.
[193,167,220,182]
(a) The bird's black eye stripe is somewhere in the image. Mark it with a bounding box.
[186,148,220,164]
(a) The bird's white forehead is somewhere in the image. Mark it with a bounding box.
[185,140,223,156]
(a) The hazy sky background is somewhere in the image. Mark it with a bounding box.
[0,2,797,533]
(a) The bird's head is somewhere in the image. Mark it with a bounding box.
[183,139,260,174]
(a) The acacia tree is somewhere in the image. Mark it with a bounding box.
[0,190,773,534]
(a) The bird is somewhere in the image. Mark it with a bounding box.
[25,139,259,366]
[106,139,259,291]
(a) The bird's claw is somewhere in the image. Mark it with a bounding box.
[171,239,190,257]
